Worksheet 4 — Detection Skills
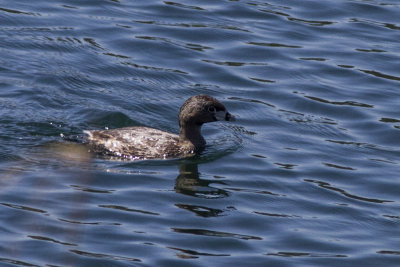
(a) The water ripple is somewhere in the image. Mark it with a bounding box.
[98,205,160,216]
[172,228,262,241]
[304,179,393,204]
[163,1,205,11]
[266,251,348,258]
[69,249,141,263]
[168,247,230,258]
[28,235,78,247]
[0,257,39,267]
[1,202,47,214]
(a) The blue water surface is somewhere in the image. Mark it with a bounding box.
[1,0,400,266]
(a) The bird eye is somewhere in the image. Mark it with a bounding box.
[208,106,216,113]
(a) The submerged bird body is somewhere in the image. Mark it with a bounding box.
[84,95,235,160]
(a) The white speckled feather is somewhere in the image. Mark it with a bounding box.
[85,127,194,160]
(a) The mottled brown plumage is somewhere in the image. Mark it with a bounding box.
[84,95,235,160]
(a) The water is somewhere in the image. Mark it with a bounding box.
[1,0,400,266]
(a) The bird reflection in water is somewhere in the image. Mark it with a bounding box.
[174,162,230,217]
[175,162,229,198]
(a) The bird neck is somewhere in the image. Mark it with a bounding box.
[179,122,205,151]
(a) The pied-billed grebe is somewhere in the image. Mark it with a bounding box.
[83,95,235,160]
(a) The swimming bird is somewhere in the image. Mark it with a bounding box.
[83,95,235,160]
